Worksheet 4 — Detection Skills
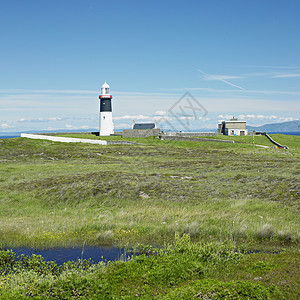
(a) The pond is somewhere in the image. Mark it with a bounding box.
[2,247,279,266]
[7,246,131,265]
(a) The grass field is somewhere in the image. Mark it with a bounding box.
[0,133,299,298]
[0,134,299,248]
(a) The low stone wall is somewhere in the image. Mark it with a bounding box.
[21,133,108,145]
[21,133,141,145]
[163,132,216,137]
[122,129,162,138]
[262,132,288,149]
[160,136,235,143]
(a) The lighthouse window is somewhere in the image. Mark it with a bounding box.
[105,88,109,94]
[100,99,111,111]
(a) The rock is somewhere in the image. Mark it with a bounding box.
[139,191,150,199]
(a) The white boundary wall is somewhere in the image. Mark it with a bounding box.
[21,133,107,145]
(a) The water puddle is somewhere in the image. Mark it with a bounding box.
[3,247,280,266]
[7,246,130,265]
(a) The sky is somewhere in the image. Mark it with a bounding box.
[1,0,300,133]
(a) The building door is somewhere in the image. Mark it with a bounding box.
[240,131,245,136]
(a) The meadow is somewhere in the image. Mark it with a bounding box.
[0,134,299,298]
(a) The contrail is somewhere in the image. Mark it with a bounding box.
[197,69,246,91]
[218,78,246,90]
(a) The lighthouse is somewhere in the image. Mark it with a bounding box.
[99,82,114,136]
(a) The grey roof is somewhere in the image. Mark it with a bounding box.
[133,123,155,130]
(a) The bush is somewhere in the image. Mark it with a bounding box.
[0,250,15,274]
[256,224,275,240]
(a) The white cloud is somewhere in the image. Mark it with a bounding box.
[219,114,299,123]
[1,123,9,129]
[46,125,93,131]
[46,127,59,131]
[114,123,132,129]
[199,117,211,122]
[17,117,63,123]
[154,110,167,116]
[1,81,299,133]
[48,117,62,121]
[241,114,297,121]
[0,89,97,95]
[155,115,173,121]
[114,114,151,120]
[278,116,298,122]
[218,114,233,120]
[236,114,257,119]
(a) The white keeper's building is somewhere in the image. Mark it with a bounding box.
[218,117,248,136]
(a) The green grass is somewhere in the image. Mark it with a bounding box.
[0,235,299,299]
[0,135,299,298]
[0,134,299,248]
[196,133,273,145]
[57,132,278,147]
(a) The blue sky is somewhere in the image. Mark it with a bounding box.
[1,0,300,132]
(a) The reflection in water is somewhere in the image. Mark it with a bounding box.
[10,246,129,265]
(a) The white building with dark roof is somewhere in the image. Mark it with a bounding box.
[218,117,248,136]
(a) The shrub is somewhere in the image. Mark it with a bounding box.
[256,224,275,240]
[0,250,15,274]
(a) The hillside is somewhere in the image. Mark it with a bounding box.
[247,120,300,132]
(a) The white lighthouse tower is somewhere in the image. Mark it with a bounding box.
[99,82,114,136]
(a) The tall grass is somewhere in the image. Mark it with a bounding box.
[0,135,299,249]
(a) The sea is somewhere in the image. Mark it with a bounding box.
[268,132,300,136]
[0,135,21,139]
